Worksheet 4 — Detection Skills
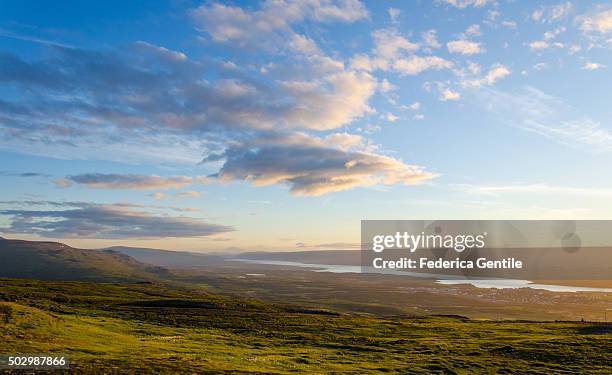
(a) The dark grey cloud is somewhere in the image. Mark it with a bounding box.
[207,132,436,196]
[0,200,86,208]
[0,200,200,213]
[0,171,49,177]
[0,202,232,239]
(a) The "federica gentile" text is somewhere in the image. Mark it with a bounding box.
[372,257,523,270]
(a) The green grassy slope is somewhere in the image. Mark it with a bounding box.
[1,278,610,374]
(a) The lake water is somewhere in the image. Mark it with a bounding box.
[232,259,612,293]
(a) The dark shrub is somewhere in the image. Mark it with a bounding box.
[0,304,13,324]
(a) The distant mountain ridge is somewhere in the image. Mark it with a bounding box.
[0,238,167,282]
[104,246,225,268]
[237,250,361,265]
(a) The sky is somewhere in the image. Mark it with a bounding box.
[1,0,611,252]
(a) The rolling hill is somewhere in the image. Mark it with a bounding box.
[0,237,166,282]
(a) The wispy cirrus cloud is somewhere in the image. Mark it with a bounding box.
[475,86,612,152]
[454,183,612,197]
[0,28,75,49]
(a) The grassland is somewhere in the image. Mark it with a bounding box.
[1,278,610,374]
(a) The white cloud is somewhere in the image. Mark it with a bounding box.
[447,39,483,55]
[501,20,517,29]
[407,102,421,110]
[281,70,377,130]
[487,10,500,21]
[386,112,400,122]
[393,56,453,75]
[191,0,368,48]
[461,63,511,88]
[289,34,321,55]
[53,178,73,188]
[582,62,606,70]
[527,27,566,52]
[568,44,582,54]
[531,2,573,23]
[323,132,364,150]
[465,24,481,37]
[152,192,166,200]
[380,78,397,92]
[359,124,381,134]
[528,42,565,52]
[532,9,544,22]
[350,28,454,79]
[578,7,612,35]
[349,53,373,71]
[528,40,550,51]
[421,29,441,49]
[388,7,400,23]
[176,190,202,198]
[215,79,257,97]
[543,26,566,40]
[467,62,481,75]
[439,0,492,9]
[372,28,419,62]
[350,27,458,78]
[439,88,461,101]
[533,62,548,71]
[424,81,463,102]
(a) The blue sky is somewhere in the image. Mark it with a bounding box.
[1,0,611,251]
